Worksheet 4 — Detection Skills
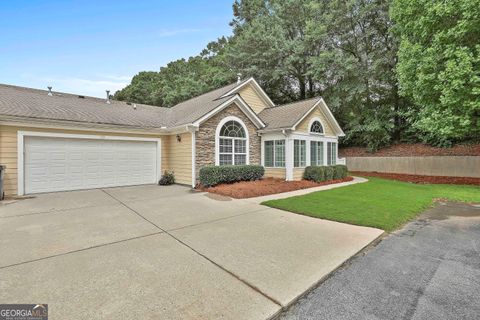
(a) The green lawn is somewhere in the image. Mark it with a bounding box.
[262,177,480,232]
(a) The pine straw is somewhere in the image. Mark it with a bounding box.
[199,177,354,199]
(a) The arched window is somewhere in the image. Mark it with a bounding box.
[216,118,248,165]
[310,120,324,134]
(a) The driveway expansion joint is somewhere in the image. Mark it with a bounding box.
[0,231,164,270]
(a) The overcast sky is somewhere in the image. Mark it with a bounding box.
[0,0,233,97]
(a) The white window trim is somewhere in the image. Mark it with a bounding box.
[215,116,250,166]
[17,131,162,196]
[308,117,325,136]
[263,139,286,168]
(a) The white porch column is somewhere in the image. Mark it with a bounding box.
[285,137,294,181]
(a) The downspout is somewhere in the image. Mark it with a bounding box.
[186,125,198,188]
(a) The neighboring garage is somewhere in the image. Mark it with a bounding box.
[20,132,161,194]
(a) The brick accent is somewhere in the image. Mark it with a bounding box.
[195,103,261,179]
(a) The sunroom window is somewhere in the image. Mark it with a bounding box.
[264,140,285,167]
[218,120,247,165]
[327,142,337,165]
[310,141,324,165]
[294,140,306,167]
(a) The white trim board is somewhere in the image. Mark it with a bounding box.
[17,131,162,196]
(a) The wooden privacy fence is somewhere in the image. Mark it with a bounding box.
[345,156,480,178]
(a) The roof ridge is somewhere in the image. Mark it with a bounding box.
[170,79,247,109]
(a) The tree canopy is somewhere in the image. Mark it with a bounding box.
[391,0,480,146]
[114,0,479,150]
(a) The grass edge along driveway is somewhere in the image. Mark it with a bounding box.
[262,177,480,232]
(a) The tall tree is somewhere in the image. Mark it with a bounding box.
[228,0,407,150]
[114,37,236,107]
[391,0,480,146]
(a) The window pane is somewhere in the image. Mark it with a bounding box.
[327,142,332,165]
[219,154,232,165]
[310,121,324,134]
[310,141,317,165]
[317,142,324,165]
[220,120,246,138]
[234,154,246,165]
[219,138,232,153]
[264,141,274,167]
[235,139,246,154]
[332,142,337,165]
[294,140,306,167]
[275,140,285,167]
[294,140,299,167]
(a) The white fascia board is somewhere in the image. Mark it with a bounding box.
[220,77,275,108]
[192,95,265,129]
[319,98,345,136]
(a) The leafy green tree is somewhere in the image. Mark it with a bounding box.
[228,0,407,150]
[391,0,480,146]
[114,38,236,107]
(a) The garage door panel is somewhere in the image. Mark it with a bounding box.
[24,136,158,194]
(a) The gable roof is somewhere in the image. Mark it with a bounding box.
[258,97,345,136]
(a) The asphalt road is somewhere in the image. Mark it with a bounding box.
[279,201,480,320]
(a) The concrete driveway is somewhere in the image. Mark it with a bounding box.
[0,185,382,319]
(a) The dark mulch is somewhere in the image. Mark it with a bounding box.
[340,143,480,157]
[199,177,354,199]
[351,171,480,186]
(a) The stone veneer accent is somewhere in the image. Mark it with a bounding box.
[195,103,261,179]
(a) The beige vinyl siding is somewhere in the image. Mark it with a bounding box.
[239,84,268,114]
[296,107,335,136]
[0,125,173,196]
[264,168,286,179]
[163,133,192,185]
[292,168,305,181]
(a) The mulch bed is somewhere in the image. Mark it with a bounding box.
[351,171,480,186]
[198,176,354,199]
[340,143,480,157]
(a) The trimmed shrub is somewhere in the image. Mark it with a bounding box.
[324,166,334,181]
[158,170,175,185]
[199,165,264,187]
[303,166,327,182]
[333,165,348,179]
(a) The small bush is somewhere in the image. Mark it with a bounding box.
[199,165,265,187]
[324,166,334,181]
[159,170,175,185]
[333,165,348,179]
[303,166,327,182]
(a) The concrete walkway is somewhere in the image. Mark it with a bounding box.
[0,184,382,320]
[243,176,368,204]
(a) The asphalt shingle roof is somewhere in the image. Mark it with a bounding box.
[0,84,173,128]
[258,97,320,130]
[0,80,248,129]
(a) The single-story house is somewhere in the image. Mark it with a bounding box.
[0,77,344,196]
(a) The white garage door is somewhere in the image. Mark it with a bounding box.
[24,136,158,194]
